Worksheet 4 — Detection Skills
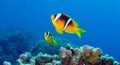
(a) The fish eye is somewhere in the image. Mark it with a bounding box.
[54,14,57,17]
[47,32,49,34]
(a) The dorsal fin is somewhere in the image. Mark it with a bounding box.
[73,21,79,27]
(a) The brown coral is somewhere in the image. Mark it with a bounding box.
[81,45,102,64]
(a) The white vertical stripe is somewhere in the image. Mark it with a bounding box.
[63,18,72,30]
[53,13,62,22]
[46,32,50,38]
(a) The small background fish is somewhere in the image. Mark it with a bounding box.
[44,32,58,46]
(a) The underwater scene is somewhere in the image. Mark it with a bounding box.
[0,0,120,65]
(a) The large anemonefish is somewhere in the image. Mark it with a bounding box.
[44,32,58,46]
[51,13,86,38]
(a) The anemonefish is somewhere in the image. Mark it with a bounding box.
[51,13,86,38]
[44,32,58,46]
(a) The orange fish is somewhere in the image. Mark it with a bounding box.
[51,13,86,38]
[44,32,58,46]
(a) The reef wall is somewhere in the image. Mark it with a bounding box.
[0,31,34,65]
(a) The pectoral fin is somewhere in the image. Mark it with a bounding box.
[52,40,58,46]
[55,28,63,34]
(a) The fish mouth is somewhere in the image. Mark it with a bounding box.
[51,15,55,22]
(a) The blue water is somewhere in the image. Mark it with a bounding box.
[0,0,120,61]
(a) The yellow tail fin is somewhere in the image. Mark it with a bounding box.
[76,28,86,38]
[52,40,58,46]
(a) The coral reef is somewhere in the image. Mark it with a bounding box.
[33,44,120,65]
[80,45,102,64]
[0,31,120,65]
[17,52,35,65]
[94,54,120,65]
[35,52,59,65]
[0,31,34,65]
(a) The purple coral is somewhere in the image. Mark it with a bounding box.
[17,52,35,65]
[83,45,89,53]
[60,47,72,58]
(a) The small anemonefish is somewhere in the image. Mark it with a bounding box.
[44,32,58,46]
[51,13,86,38]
